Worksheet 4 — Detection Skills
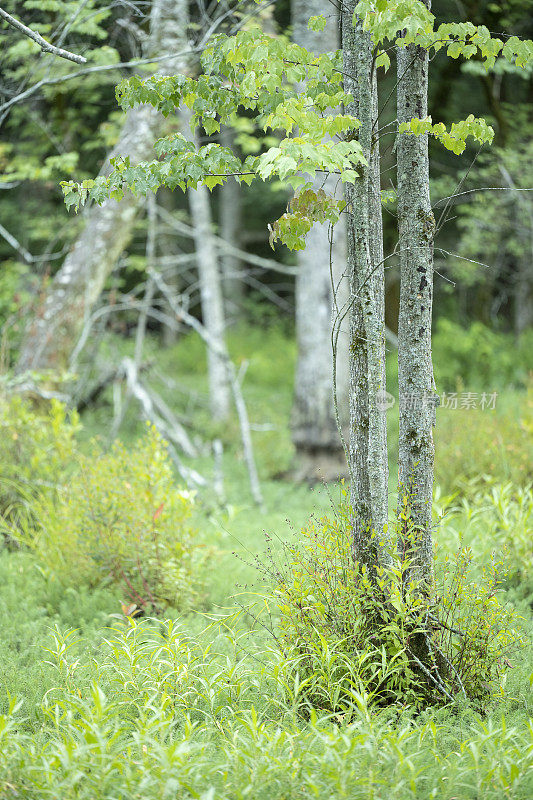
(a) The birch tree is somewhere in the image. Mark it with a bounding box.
[219,126,245,318]
[290,0,350,483]
[187,132,231,421]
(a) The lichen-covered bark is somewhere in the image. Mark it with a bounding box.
[396,2,437,588]
[16,0,188,373]
[291,0,350,482]
[342,5,389,569]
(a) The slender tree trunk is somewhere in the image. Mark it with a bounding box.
[159,188,182,347]
[188,173,231,422]
[16,0,188,373]
[342,5,390,570]
[396,3,437,589]
[515,257,533,336]
[498,166,533,337]
[290,0,350,483]
[219,126,245,319]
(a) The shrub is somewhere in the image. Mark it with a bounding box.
[259,489,523,714]
[14,424,208,611]
[434,383,533,493]
[0,395,79,523]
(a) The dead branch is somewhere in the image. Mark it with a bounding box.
[122,357,202,480]
[150,269,264,508]
[156,205,298,276]
[75,360,153,412]
[0,7,87,64]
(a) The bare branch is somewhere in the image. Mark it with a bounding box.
[156,204,298,276]
[0,6,87,64]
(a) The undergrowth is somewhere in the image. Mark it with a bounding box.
[250,488,524,715]
[0,616,532,799]
[6,424,210,613]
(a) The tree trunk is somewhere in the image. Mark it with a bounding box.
[16,0,188,373]
[188,171,231,422]
[290,0,350,483]
[342,5,390,570]
[396,2,437,589]
[515,257,533,336]
[499,166,533,337]
[158,188,182,347]
[219,126,245,320]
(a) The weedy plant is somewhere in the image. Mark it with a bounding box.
[9,424,209,612]
[255,487,523,715]
[442,482,533,597]
[434,380,533,493]
[1,617,533,800]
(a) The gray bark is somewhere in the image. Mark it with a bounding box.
[159,188,182,347]
[396,2,437,589]
[16,0,189,373]
[219,126,245,319]
[291,0,350,482]
[342,5,390,569]
[187,168,231,422]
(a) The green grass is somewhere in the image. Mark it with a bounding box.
[1,490,532,798]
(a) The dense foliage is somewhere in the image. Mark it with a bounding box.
[0,394,79,522]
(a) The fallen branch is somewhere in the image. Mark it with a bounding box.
[75,360,153,412]
[121,357,197,459]
[121,358,203,491]
[150,269,264,508]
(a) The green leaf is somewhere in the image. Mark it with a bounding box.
[375,51,391,71]
[400,115,494,154]
[308,15,327,32]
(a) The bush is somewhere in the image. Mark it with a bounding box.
[2,624,533,800]
[259,489,523,714]
[14,424,208,611]
[0,395,79,523]
[434,383,533,493]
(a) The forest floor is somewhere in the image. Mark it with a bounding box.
[1,323,532,798]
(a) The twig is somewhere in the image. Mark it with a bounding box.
[427,613,466,637]
[156,205,298,276]
[406,647,454,702]
[75,360,153,412]
[212,439,225,504]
